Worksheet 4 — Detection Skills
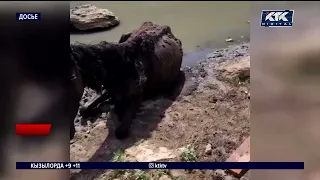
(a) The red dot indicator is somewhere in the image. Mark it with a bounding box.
[16,124,51,136]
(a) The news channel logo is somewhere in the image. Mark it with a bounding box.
[16,12,41,21]
[261,10,294,27]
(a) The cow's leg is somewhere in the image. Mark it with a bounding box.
[118,31,134,43]
[166,70,186,100]
[79,90,110,118]
[70,68,85,140]
[113,101,126,121]
[114,96,142,139]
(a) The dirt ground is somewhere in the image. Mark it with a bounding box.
[70,43,250,180]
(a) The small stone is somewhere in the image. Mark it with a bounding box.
[225,38,234,42]
[215,169,226,177]
[247,93,250,99]
[101,112,107,118]
[87,121,93,127]
[247,20,250,23]
[205,144,212,155]
[85,130,90,134]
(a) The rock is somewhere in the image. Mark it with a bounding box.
[217,56,250,80]
[70,4,120,31]
[205,144,212,155]
[125,141,178,162]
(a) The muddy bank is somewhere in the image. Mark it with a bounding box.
[70,43,250,180]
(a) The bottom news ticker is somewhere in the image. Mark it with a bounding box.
[16,162,304,170]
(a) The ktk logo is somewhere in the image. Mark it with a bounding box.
[265,11,289,22]
[261,10,294,27]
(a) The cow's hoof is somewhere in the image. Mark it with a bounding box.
[115,126,130,140]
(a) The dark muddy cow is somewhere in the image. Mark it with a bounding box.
[69,44,109,139]
[72,22,183,140]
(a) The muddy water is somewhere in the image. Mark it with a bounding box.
[70,1,250,66]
